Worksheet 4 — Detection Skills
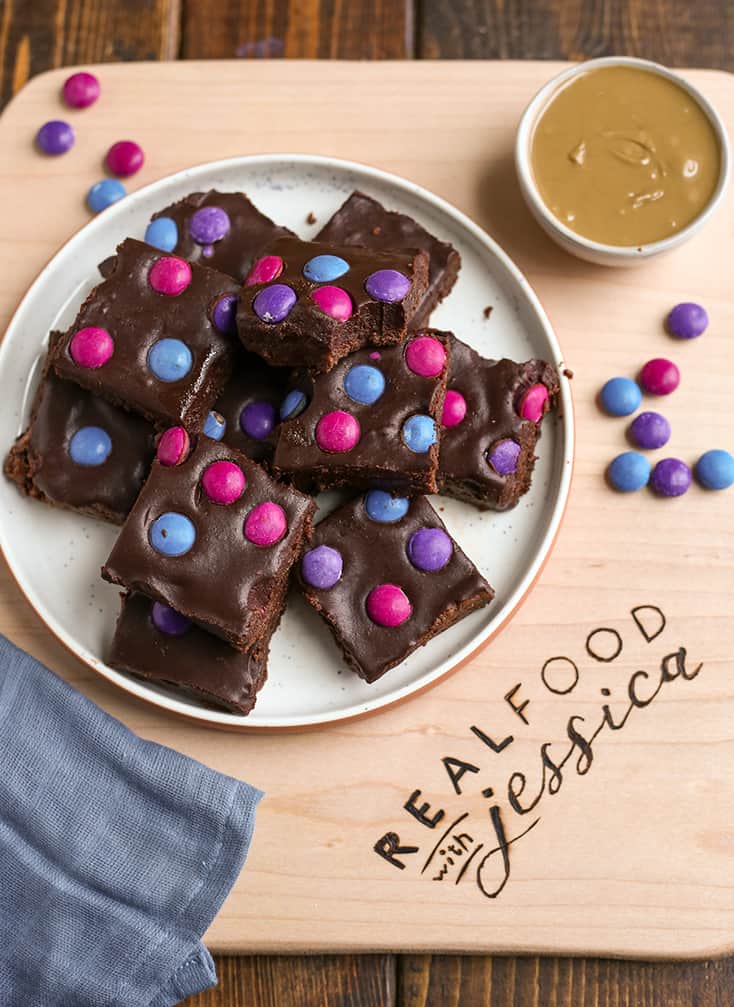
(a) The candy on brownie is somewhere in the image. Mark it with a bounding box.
[52,238,239,430]
[438,334,559,510]
[109,593,273,715]
[145,190,293,282]
[316,190,461,329]
[4,334,155,524]
[273,330,450,495]
[102,432,315,651]
[236,236,430,372]
[298,492,494,683]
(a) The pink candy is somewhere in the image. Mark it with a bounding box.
[441,389,467,429]
[149,256,192,296]
[315,411,361,453]
[311,286,353,321]
[518,383,549,422]
[244,501,287,546]
[640,357,680,396]
[366,583,412,628]
[105,140,144,177]
[157,427,189,466]
[245,255,284,287]
[405,335,446,377]
[69,326,114,369]
[202,460,246,505]
[62,71,100,109]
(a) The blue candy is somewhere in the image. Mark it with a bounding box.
[695,449,734,490]
[147,338,193,382]
[303,254,350,283]
[607,451,651,492]
[280,389,308,421]
[344,364,385,405]
[149,512,196,556]
[203,410,226,441]
[144,216,178,252]
[600,377,642,417]
[86,178,126,214]
[402,414,437,454]
[68,426,112,466]
[364,489,409,523]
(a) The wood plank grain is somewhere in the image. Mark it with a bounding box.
[417,0,734,70]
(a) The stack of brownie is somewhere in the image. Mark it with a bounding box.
[5,188,559,716]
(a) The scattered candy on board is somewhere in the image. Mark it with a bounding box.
[639,357,680,395]
[36,120,75,155]
[665,302,708,340]
[695,449,734,490]
[607,451,651,493]
[600,376,641,416]
[62,71,100,108]
[627,411,671,450]
[87,178,126,213]
[650,457,692,497]
[105,140,144,178]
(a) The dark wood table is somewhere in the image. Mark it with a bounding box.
[2,1,732,1003]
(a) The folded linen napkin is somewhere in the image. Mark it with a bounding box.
[0,634,263,1007]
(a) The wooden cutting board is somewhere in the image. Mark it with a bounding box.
[0,61,732,959]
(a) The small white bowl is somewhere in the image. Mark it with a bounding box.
[515,56,731,266]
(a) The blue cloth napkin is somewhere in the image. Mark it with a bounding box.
[0,634,263,1006]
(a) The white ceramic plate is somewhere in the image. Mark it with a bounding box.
[0,154,573,729]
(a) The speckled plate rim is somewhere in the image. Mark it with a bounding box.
[0,153,574,730]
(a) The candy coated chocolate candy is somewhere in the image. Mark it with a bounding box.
[364,269,410,303]
[311,285,353,321]
[147,339,193,382]
[245,255,284,287]
[607,452,650,492]
[87,179,126,213]
[344,364,385,404]
[666,302,708,340]
[144,216,178,252]
[364,490,409,523]
[695,449,734,490]
[253,284,296,323]
[519,382,550,422]
[640,358,680,396]
[69,327,114,369]
[202,460,246,505]
[488,438,520,475]
[651,457,692,496]
[148,256,192,296]
[151,601,191,636]
[280,389,308,421]
[157,426,189,466]
[316,410,361,452]
[402,414,437,454]
[303,254,349,282]
[240,401,277,441]
[628,411,671,450]
[407,527,453,572]
[405,335,446,378]
[441,389,467,428]
[189,205,231,245]
[203,411,226,441]
[244,501,287,546]
[36,120,74,155]
[149,511,196,556]
[302,544,343,589]
[62,71,100,109]
[366,583,412,627]
[212,293,238,334]
[600,376,641,417]
[68,426,112,466]
[105,140,144,177]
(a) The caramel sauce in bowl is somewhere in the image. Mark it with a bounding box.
[515,57,730,265]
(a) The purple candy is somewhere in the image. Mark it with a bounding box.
[253,284,296,323]
[36,120,75,155]
[488,438,521,475]
[302,545,343,590]
[151,601,191,636]
[240,401,277,441]
[364,269,410,303]
[666,302,708,340]
[628,411,671,450]
[212,293,237,334]
[407,527,453,572]
[189,206,231,245]
[651,457,692,497]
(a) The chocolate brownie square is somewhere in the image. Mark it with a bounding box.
[438,334,559,510]
[146,189,293,282]
[102,433,315,650]
[4,335,155,523]
[236,236,429,372]
[109,593,273,715]
[316,190,461,329]
[298,492,494,683]
[273,330,450,495]
[52,238,239,430]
